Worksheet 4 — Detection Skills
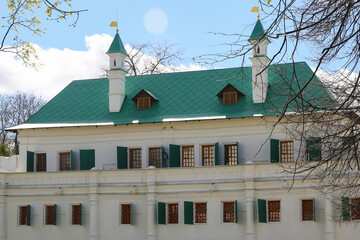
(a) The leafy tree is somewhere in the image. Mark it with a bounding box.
[0,0,86,67]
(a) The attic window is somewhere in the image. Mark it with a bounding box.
[217,84,244,105]
[223,91,237,104]
[132,89,158,110]
[137,97,151,109]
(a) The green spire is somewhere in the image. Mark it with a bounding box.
[107,32,127,55]
[249,20,268,41]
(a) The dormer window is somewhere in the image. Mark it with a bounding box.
[137,97,151,109]
[217,84,244,105]
[223,91,237,104]
[132,89,158,110]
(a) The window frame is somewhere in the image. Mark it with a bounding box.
[120,203,132,225]
[222,201,236,224]
[167,202,179,224]
[279,140,294,163]
[44,204,56,226]
[267,200,281,223]
[181,145,195,167]
[194,202,207,224]
[201,144,215,166]
[18,205,30,226]
[59,151,71,171]
[35,152,47,172]
[71,204,81,226]
[300,198,315,222]
[223,91,238,105]
[137,97,151,110]
[148,146,162,168]
[129,148,142,169]
[224,143,238,165]
[350,197,360,221]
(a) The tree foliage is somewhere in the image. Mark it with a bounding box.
[0,0,86,67]
[0,92,46,155]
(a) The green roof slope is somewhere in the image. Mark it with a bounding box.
[107,33,127,55]
[249,20,268,41]
[26,62,334,125]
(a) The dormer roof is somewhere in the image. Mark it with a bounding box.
[107,32,127,55]
[216,83,245,97]
[131,89,158,102]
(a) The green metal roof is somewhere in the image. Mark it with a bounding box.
[107,33,127,55]
[249,20,268,41]
[26,62,333,125]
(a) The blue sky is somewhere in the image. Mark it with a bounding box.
[18,0,263,68]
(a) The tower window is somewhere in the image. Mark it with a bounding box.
[257,46,260,54]
[114,59,117,67]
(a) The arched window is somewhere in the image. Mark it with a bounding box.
[114,59,117,66]
[257,46,260,54]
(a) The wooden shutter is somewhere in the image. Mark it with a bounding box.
[117,146,128,169]
[27,151,34,172]
[80,149,95,170]
[342,197,350,221]
[54,204,57,225]
[234,200,238,223]
[184,201,194,224]
[270,139,279,163]
[158,202,166,224]
[169,144,180,167]
[215,142,220,165]
[308,137,321,161]
[258,199,267,223]
[27,205,31,226]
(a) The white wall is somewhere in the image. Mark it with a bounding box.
[0,155,19,172]
[17,117,300,172]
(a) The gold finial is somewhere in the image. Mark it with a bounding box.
[258,13,260,20]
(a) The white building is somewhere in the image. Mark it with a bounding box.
[1,20,359,240]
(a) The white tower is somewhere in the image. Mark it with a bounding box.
[106,30,128,112]
[249,20,270,104]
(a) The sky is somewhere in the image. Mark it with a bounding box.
[0,0,313,100]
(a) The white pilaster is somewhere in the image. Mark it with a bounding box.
[324,197,336,240]
[0,175,6,240]
[146,169,157,240]
[88,172,99,240]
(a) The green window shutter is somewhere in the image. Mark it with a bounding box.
[342,197,350,221]
[70,150,73,170]
[234,200,238,223]
[54,204,57,225]
[184,201,193,224]
[313,199,315,222]
[130,203,133,225]
[79,203,82,225]
[27,151,34,172]
[258,199,267,223]
[169,144,180,167]
[215,142,220,165]
[270,139,279,163]
[80,149,95,170]
[158,202,166,224]
[117,146,128,169]
[308,137,321,161]
[27,205,31,226]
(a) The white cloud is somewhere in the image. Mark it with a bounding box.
[0,34,204,100]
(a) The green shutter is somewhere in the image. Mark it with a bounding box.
[313,199,315,222]
[270,139,279,163]
[258,199,267,223]
[79,203,82,225]
[234,200,238,223]
[158,202,166,224]
[169,144,180,167]
[342,197,350,221]
[70,150,74,170]
[308,137,321,161]
[184,201,193,224]
[80,149,95,170]
[215,142,220,165]
[27,205,31,226]
[117,146,128,169]
[27,151,34,172]
[54,204,57,225]
[129,203,132,225]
